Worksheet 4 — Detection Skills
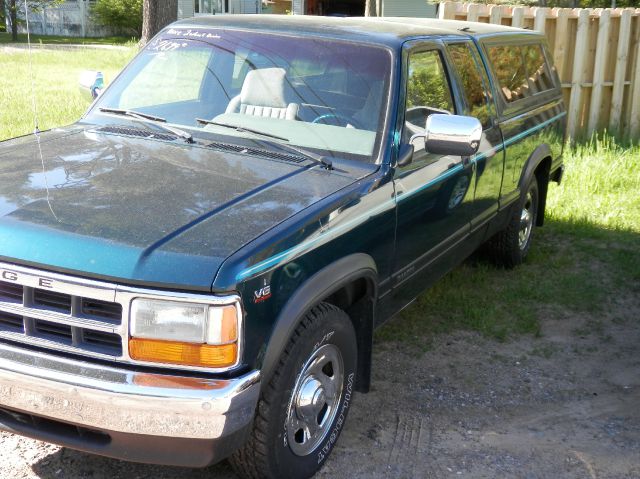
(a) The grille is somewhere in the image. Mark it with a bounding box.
[0,282,22,303]
[0,262,239,373]
[206,141,306,164]
[0,312,23,331]
[81,298,122,322]
[34,289,71,313]
[0,277,123,359]
[96,125,178,142]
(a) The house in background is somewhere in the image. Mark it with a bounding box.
[5,0,436,38]
[181,0,437,17]
[261,0,292,14]
[292,0,437,17]
[179,0,262,16]
[4,0,121,37]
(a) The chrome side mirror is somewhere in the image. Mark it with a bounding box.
[424,114,482,157]
[78,71,105,101]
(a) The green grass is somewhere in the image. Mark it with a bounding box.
[377,136,640,346]
[0,47,136,140]
[1,47,638,348]
[0,32,137,45]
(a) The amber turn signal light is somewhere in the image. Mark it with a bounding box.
[129,338,237,368]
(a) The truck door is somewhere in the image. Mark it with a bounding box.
[444,39,504,234]
[390,41,476,304]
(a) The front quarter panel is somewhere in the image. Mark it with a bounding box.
[214,168,397,374]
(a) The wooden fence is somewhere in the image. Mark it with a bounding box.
[438,2,640,141]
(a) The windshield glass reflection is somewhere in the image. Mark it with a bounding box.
[91,28,393,162]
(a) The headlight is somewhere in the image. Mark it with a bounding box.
[128,298,240,368]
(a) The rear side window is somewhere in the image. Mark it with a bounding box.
[487,43,554,104]
[488,45,528,103]
[447,43,492,127]
[523,44,554,93]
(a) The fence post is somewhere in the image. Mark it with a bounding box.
[567,9,590,139]
[438,2,457,20]
[609,9,632,134]
[490,4,502,24]
[512,6,525,28]
[468,3,480,22]
[553,8,570,82]
[629,33,640,140]
[533,7,547,33]
[587,9,611,136]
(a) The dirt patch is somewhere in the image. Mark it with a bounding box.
[1,295,638,479]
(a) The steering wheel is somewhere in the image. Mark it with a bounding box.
[311,113,364,130]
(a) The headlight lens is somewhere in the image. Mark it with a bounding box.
[130,299,208,343]
[129,298,240,368]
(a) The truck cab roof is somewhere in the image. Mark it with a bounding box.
[171,14,540,48]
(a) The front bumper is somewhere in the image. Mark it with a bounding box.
[0,342,260,466]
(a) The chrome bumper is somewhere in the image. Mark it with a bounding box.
[0,342,260,440]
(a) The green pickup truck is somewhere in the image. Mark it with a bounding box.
[0,15,565,479]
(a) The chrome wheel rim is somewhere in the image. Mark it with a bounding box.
[519,190,534,250]
[286,344,344,456]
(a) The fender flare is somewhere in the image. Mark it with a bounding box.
[519,143,552,189]
[259,253,378,392]
[518,144,553,226]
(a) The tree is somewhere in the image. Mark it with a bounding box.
[91,0,143,37]
[0,0,5,33]
[364,0,376,16]
[9,0,16,40]
[364,0,384,16]
[140,0,177,46]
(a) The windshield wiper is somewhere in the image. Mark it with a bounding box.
[197,118,289,142]
[100,107,194,143]
[100,107,166,122]
[196,118,333,170]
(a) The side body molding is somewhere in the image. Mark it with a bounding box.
[260,253,378,393]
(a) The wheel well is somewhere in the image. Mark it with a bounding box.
[534,156,552,227]
[324,277,369,312]
[323,277,376,394]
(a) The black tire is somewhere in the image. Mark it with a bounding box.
[485,176,539,268]
[230,303,357,479]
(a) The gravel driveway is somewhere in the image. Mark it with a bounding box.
[1,293,638,479]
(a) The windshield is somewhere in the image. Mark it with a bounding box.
[90,28,393,162]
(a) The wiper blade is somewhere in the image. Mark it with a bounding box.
[197,118,289,142]
[100,107,194,143]
[196,118,333,170]
[266,139,334,171]
[99,107,166,122]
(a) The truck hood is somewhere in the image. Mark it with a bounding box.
[0,125,358,290]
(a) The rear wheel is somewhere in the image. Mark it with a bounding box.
[485,176,539,268]
[230,303,357,479]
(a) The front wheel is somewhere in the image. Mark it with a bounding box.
[485,176,539,268]
[230,303,357,479]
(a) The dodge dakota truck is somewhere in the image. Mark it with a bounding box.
[0,15,565,479]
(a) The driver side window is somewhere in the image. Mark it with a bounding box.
[403,49,455,152]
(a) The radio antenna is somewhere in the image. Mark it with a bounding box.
[24,0,59,222]
[24,0,39,133]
